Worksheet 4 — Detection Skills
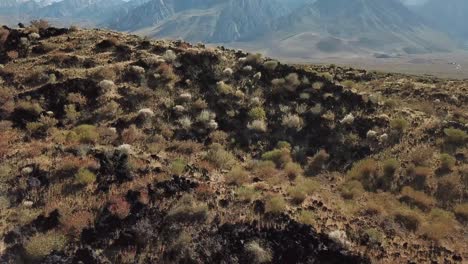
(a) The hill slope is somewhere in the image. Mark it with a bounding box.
[0,24,467,263]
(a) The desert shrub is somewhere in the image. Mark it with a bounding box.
[364,228,384,246]
[296,177,320,194]
[263,60,278,70]
[265,194,287,214]
[216,81,233,94]
[393,208,422,231]
[30,19,50,30]
[287,185,307,204]
[71,124,99,144]
[411,166,432,190]
[390,118,408,132]
[15,100,43,117]
[107,197,131,219]
[247,120,267,132]
[297,210,316,226]
[75,168,96,185]
[409,146,433,166]
[26,115,58,137]
[421,208,456,241]
[248,107,266,120]
[209,130,229,144]
[196,110,215,124]
[261,148,292,168]
[284,73,301,91]
[436,175,461,203]
[205,143,236,169]
[400,186,435,211]
[61,210,94,237]
[283,162,303,180]
[24,231,67,261]
[271,78,286,90]
[64,104,80,124]
[246,53,263,64]
[166,195,208,223]
[306,149,329,175]
[347,159,379,190]
[226,166,249,186]
[443,128,467,145]
[439,153,456,171]
[379,158,399,190]
[252,160,278,180]
[235,186,259,202]
[245,241,272,264]
[170,159,186,176]
[454,203,468,222]
[121,125,145,144]
[339,180,364,199]
[281,114,303,131]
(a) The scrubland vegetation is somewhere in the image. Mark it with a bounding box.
[0,22,466,263]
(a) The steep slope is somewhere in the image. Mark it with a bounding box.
[415,0,468,44]
[112,0,304,42]
[271,0,455,55]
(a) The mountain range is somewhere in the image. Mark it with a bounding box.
[1,0,467,56]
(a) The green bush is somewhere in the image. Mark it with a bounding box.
[75,168,96,185]
[244,241,272,264]
[170,159,186,175]
[421,208,456,241]
[339,180,364,199]
[443,128,467,145]
[24,231,67,261]
[226,166,249,186]
[439,153,456,171]
[206,143,237,169]
[72,124,99,144]
[248,107,266,120]
[261,148,292,168]
[399,186,435,211]
[347,159,379,190]
[265,194,287,214]
[283,162,303,180]
[306,149,329,175]
[390,118,409,132]
[166,195,208,223]
[235,186,259,202]
[287,185,307,204]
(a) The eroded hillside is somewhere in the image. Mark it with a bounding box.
[0,24,467,263]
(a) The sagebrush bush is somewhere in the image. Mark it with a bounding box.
[245,241,272,264]
[71,124,99,144]
[436,175,461,203]
[338,180,364,199]
[265,194,287,214]
[283,162,303,180]
[390,118,408,132]
[121,125,144,144]
[24,231,67,261]
[75,168,96,185]
[263,60,278,70]
[206,143,237,169]
[421,208,456,241]
[235,186,259,202]
[393,208,422,231]
[166,195,208,223]
[439,153,456,171]
[454,203,468,222]
[281,114,303,131]
[287,185,307,204]
[443,128,467,145]
[248,107,266,120]
[306,149,329,175]
[347,159,379,190]
[226,166,249,186]
[399,186,435,211]
[170,159,186,175]
[261,148,292,168]
[252,160,278,180]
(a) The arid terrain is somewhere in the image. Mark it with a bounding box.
[0,23,467,263]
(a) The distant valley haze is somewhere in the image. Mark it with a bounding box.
[2,0,468,78]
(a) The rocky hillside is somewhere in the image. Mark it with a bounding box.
[0,24,467,263]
